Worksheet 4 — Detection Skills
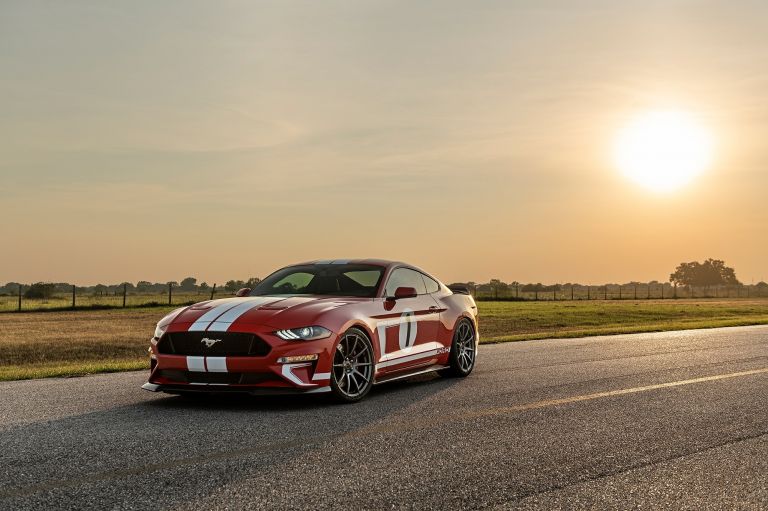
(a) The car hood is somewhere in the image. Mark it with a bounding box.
[164,295,368,331]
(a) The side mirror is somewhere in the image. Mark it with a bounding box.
[235,288,251,297]
[387,286,418,301]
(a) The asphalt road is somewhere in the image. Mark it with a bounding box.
[1,326,767,510]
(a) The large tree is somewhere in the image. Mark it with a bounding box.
[23,282,56,299]
[179,277,198,291]
[669,259,740,287]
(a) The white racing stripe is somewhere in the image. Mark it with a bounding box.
[206,297,277,332]
[186,356,206,372]
[188,300,241,331]
[377,343,443,369]
[378,341,443,364]
[206,357,228,373]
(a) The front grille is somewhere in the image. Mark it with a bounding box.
[157,332,270,356]
[156,369,280,385]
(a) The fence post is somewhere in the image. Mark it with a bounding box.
[123,283,127,308]
[604,287,608,300]
[168,282,173,305]
[619,286,622,300]
[18,285,22,311]
[661,285,664,299]
[634,286,637,300]
[674,283,677,299]
[535,290,538,301]
[587,286,591,300]
[553,289,556,301]
[72,285,76,309]
[571,286,574,300]
[210,283,216,301]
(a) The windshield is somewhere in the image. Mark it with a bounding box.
[250,264,385,297]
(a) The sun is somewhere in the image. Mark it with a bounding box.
[614,110,714,192]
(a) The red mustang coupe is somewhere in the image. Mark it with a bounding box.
[142,259,478,402]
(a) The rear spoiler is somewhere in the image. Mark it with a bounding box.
[448,284,471,295]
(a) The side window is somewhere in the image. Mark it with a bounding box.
[422,274,440,294]
[385,268,427,296]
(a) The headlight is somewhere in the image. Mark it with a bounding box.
[154,323,166,339]
[275,326,332,341]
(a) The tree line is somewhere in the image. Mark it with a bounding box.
[453,259,765,297]
[0,277,261,300]
[2,259,765,300]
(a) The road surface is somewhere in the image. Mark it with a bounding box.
[1,325,766,509]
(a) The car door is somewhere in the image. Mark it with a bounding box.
[374,267,442,374]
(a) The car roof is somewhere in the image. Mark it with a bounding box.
[283,259,443,288]
[290,259,438,279]
[293,258,401,268]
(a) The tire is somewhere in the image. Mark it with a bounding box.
[439,318,476,378]
[330,327,375,403]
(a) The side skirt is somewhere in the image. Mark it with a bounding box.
[373,364,445,385]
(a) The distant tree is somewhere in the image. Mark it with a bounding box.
[245,277,261,289]
[136,281,152,293]
[94,284,108,296]
[488,279,508,298]
[224,280,245,293]
[199,282,210,292]
[670,259,740,287]
[167,281,179,289]
[756,281,768,289]
[23,282,56,299]
[3,282,22,295]
[179,277,198,291]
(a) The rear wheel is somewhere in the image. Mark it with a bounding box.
[439,318,476,377]
[330,328,374,403]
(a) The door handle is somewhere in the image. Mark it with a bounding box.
[428,306,439,312]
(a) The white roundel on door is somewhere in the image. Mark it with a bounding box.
[398,308,418,350]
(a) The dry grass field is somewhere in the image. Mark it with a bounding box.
[1,298,768,380]
[0,293,206,312]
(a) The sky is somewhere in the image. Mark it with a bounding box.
[1,0,767,286]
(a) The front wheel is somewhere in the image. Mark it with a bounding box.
[330,328,375,403]
[439,318,476,378]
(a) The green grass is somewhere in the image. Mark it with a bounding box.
[0,359,148,382]
[479,299,768,342]
[1,299,767,381]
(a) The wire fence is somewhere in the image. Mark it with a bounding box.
[472,283,768,301]
[1,282,766,312]
[0,283,233,312]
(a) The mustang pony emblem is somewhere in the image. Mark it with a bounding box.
[201,338,222,348]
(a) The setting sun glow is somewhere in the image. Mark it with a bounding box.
[614,111,714,193]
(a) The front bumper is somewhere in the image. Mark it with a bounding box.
[145,329,335,393]
[141,382,331,395]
